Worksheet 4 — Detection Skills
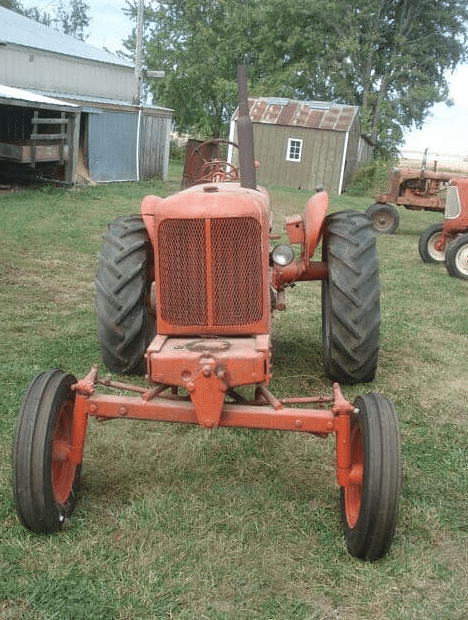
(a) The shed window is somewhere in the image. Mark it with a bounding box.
[286,138,303,162]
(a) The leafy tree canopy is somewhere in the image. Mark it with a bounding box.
[129,0,468,152]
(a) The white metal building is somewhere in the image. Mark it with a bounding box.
[0,7,172,185]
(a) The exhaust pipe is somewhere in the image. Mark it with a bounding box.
[236,64,257,190]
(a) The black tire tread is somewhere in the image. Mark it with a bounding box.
[341,393,402,560]
[96,214,155,375]
[12,370,80,533]
[322,210,380,384]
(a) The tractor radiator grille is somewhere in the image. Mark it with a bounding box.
[158,217,263,328]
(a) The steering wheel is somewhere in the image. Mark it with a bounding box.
[187,139,240,184]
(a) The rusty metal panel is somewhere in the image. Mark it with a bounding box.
[182,139,219,188]
[236,97,358,133]
[320,108,340,130]
[277,101,297,126]
[250,98,268,121]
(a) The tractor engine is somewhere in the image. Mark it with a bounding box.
[139,182,274,421]
[141,182,271,337]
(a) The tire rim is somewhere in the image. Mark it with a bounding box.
[428,232,445,261]
[455,244,468,276]
[51,400,76,505]
[344,420,364,528]
[372,212,394,233]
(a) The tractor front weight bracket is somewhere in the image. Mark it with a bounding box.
[71,365,356,489]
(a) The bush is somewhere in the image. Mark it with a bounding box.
[169,140,186,161]
[347,156,396,196]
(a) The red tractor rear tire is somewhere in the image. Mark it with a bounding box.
[12,370,81,533]
[322,211,380,384]
[341,393,402,560]
[96,215,155,375]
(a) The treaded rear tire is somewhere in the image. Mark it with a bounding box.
[96,214,155,375]
[322,210,380,384]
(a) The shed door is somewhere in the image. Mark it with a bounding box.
[88,110,138,182]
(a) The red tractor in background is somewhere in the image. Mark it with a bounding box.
[366,152,465,234]
[418,177,468,279]
[12,66,402,561]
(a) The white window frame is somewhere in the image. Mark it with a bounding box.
[286,138,303,162]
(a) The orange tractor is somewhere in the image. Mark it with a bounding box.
[12,66,402,561]
[418,176,468,279]
[367,154,461,234]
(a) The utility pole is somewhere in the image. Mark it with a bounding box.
[133,0,165,105]
[134,0,144,105]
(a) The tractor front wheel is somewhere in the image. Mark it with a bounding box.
[418,223,445,263]
[322,211,380,384]
[341,393,402,561]
[12,370,81,533]
[366,203,399,234]
[445,233,468,279]
[96,214,155,375]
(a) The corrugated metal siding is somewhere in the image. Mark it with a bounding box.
[0,6,132,67]
[247,97,358,132]
[139,113,172,181]
[88,110,138,182]
[0,46,135,103]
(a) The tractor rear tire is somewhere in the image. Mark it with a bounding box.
[341,393,402,561]
[418,223,445,263]
[96,214,155,375]
[366,203,399,234]
[322,211,380,384]
[445,233,468,279]
[12,370,81,533]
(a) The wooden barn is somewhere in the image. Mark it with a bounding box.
[230,97,373,194]
[0,6,172,186]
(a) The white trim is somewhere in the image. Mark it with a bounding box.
[286,138,303,162]
[227,120,236,163]
[136,107,142,182]
[338,131,349,194]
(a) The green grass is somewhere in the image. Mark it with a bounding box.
[1,164,468,619]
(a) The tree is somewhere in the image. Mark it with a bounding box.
[0,0,23,9]
[124,0,264,137]
[251,0,468,152]
[53,0,91,41]
[294,0,468,152]
[131,0,468,151]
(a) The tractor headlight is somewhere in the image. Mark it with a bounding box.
[271,244,295,266]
